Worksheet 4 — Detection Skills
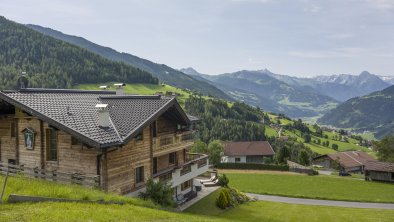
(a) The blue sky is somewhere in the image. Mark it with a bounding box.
[1,0,393,76]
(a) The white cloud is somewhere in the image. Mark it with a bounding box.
[288,47,366,59]
[304,4,322,13]
[231,0,272,3]
[366,0,394,10]
[327,33,354,39]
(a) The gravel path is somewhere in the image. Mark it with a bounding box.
[246,193,394,209]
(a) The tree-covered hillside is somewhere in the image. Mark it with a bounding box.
[318,85,394,139]
[0,16,157,89]
[185,95,266,143]
[27,24,232,100]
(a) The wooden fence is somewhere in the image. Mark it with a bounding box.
[0,161,100,188]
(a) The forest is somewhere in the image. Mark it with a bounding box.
[0,16,157,90]
[185,94,266,143]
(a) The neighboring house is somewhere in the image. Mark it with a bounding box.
[365,161,394,183]
[312,151,376,173]
[0,85,208,197]
[221,141,275,163]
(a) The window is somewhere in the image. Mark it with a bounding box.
[181,179,192,191]
[10,122,16,138]
[135,166,144,184]
[152,121,157,138]
[169,152,177,165]
[135,131,143,141]
[46,128,57,161]
[71,137,79,145]
[392,173,394,181]
[235,157,241,163]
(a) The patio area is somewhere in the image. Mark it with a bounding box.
[176,185,220,211]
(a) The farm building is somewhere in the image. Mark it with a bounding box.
[0,84,208,198]
[365,161,394,183]
[312,151,376,173]
[221,141,275,163]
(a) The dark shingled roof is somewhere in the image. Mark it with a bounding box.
[224,141,275,156]
[365,161,394,173]
[0,89,190,148]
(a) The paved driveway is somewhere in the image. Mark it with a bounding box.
[246,193,394,209]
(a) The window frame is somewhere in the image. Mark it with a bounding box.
[135,166,145,185]
[46,128,58,161]
[169,152,177,165]
[181,179,192,191]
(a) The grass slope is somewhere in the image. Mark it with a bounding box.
[225,172,394,203]
[0,175,216,222]
[186,189,394,222]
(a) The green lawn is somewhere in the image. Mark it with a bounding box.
[225,173,394,203]
[186,189,394,222]
[0,175,154,207]
[0,175,218,222]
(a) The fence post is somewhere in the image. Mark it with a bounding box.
[0,167,9,204]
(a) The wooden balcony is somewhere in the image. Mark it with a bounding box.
[153,130,194,155]
[153,153,209,187]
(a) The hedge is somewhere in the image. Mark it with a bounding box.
[216,163,289,171]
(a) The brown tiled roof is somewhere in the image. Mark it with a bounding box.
[326,151,376,168]
[365,161,394,173]
[0,88,191,148]
[224,141,275,156]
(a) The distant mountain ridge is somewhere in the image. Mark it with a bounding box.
[318,85,394,139]
[267,71,390,102]
[27,24,232,101]
[181,68,338,118]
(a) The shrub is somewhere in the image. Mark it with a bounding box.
[216,163,289,171]
[218,174,230,187]
[216,188,231,209]
[228,188,250,205]
[139,179,176,207]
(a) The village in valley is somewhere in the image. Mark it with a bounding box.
[1,1,394,221]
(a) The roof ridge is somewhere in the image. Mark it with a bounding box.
[343,152,363,165]
[3,88,116,94]
[99,95,161,99]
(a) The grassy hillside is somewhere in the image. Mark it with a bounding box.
[318,85,394,139]
[267,114,374,155]
[0,175,216,222]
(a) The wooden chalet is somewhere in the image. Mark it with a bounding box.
[365,161,394,183]
[0,85,208,197]
[312,151,376,173]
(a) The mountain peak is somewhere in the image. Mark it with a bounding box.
[179,67,201,76]
[360,70,372,76]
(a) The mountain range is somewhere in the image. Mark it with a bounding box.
[181,67,393,118]
[26,24,232,101]
[1,15,393,135]
[318,85,394,139]
[181,68,339,118]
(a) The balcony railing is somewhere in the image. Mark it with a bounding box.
[153,153,209,187]
[153,130,194,150]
